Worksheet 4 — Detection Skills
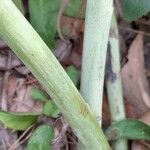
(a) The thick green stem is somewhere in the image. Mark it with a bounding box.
[80,0,113,123]
[0,0,110,149]
[12,0,24,14]
[79,1,113,149]
[106,12,127,150]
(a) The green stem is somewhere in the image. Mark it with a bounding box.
[0,0,110,149]
[12,0,24,14]
[80,0,113,123]
[106,12,127,150]
[79,1,113,149]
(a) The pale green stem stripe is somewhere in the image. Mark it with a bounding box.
[80,0,113,123]
[106,12,127,150]
[0,0,110,149]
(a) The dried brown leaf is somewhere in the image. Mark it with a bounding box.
[8,78,42,113]
[0,40,7,49]
[131,141,150,150]
[124,99,139,118]
[54,39,72,62]
[7,75,17,102]
[0,53,21,70]
[60,16,84,40]
[15,66,30,75]
[0,125,20,150]
[139,111,150,125]
[121,34,150,116]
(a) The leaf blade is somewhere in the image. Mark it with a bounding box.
[43,101,60,118]
[121,0,150,21]
[27,125,54,150]
[28,0,61,48]
[0,110,39,130]
[66,65,80,86]
[30,87,47,102]
[106,119,150,140]
[64,0,85,18]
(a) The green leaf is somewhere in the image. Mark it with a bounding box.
[121,0,150,21]
[43,101,60,118]
[0,110,39,130]
[27,125,54,150]
[106,119,150,140]
[28,0,61,48]
[30,88,60,118]
[12,0,25,14]
[64,0,85,18]
[66,65,80,86]
[30,88,47,102]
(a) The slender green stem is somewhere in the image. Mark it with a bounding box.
[80,0,113,123]
[0,0,110,149]
[106,12,127,150]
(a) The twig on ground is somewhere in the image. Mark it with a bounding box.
[52,118,68,145]
[8,125,34,150]
[119,26,150,37]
